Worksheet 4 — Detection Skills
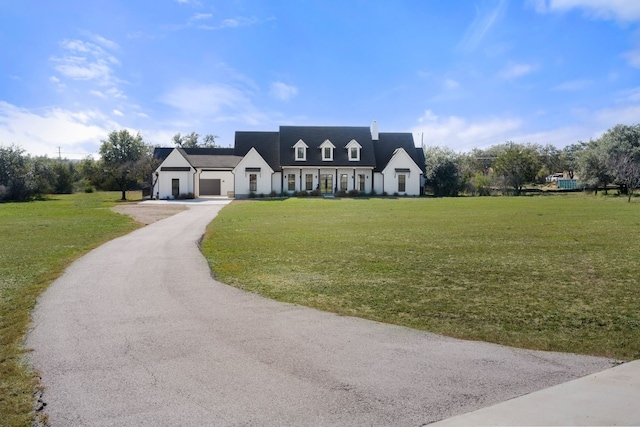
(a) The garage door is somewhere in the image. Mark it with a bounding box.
[200,179,221,196]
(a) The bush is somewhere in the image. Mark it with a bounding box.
[347,189,360,197]
[258,193,265,198]
[298,190,308,197]
[248,191,257,199]
[335,189,346,197]
[382,191,388,197]
[269,190,277,197]
[177,192,195,199]
[311,189,321,197]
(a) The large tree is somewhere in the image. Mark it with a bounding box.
[0,144,32,201]
[493,143,540,195]
[99,130,152,200]
[423,146,461,196]
[173,132,218,148]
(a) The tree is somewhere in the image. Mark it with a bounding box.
[423,146,460,196]
[560,143,584,179]
[609,153,640,202]
[493,143,540,195]
[99,130,151,200]
[0,144,32,201]
[536,143,563,182]
[173,132,218,148]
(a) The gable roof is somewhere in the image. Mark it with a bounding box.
[279,126,377,167]
[154,147,242,170]
[374,133,424,173]
[234,131,281,171]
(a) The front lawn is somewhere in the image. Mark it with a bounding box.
[202,195,640,360]
[0,192,140,427]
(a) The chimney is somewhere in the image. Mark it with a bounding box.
[371,120,379,141]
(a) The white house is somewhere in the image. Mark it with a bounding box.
[153,122,425,199]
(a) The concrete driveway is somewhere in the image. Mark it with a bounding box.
[27,202,614,426]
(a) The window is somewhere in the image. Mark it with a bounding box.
[288,174,296,191]
[340,174,348,191]
[249,174,257,192]
[398,174,406,193]
[358,174,365,192]
[320,140,335,161]
[345,139,361,161]
[305,174,313,191]
[171,179,179,198]
[294,139,308,161]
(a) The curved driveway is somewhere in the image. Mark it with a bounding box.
[28,202,613,426]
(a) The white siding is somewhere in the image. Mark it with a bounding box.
[198,170,234,196]
[380,148,423,196]
[154,149,195,199]
[232,148,274,197]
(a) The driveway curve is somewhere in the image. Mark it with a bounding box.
[27,202,613,426]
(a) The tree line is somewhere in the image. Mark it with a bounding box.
[0,130,217,202]
[2,124,639,202]
[425,124,640,201]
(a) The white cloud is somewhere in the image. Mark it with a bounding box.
[624,48,640,68]
[444,78,461,90]
[197,16,259,30]
[499,62,536,79]
[160,83,253,116]
[191,13,212,21]
[535,0,640,22]
[552,79,592,91]
[269,82,298,101]
[112,109,124,116]
[458,0,508,51]
[0,101,118,159]
[412,109,522,151]
[50,34,125,98]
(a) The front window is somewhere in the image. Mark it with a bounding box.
[340,174,348,191]
[323,147,331,160]
[305,174,313,191]
[398,174,406,193]
[288,174,296,191]
[249,174,257,192]
[297,147,305,160]
[358,174,365,192]
[350,147,358,160]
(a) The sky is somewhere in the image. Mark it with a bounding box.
[1,0,640,159]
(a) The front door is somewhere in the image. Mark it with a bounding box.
[172,179,180,198]
[319,174,333,193]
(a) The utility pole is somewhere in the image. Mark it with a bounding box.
[57,146,61,160]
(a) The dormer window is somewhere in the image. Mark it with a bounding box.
[319,139,335,161]
[293,139,308,161]
[345,139,362,161]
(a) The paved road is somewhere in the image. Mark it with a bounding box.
[27,202,614,426]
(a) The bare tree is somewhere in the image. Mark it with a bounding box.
[609,153,640,202]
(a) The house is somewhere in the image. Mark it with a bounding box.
[152,122,425,199]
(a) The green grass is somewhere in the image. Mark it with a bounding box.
[202,195,640,361]
[0,192,141,427]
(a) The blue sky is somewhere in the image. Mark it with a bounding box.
[1,0,640,159]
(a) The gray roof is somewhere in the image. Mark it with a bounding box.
[374,133,424,172]
[279,126,377,167]
[155,126,424,174]
[234,131,281,171]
